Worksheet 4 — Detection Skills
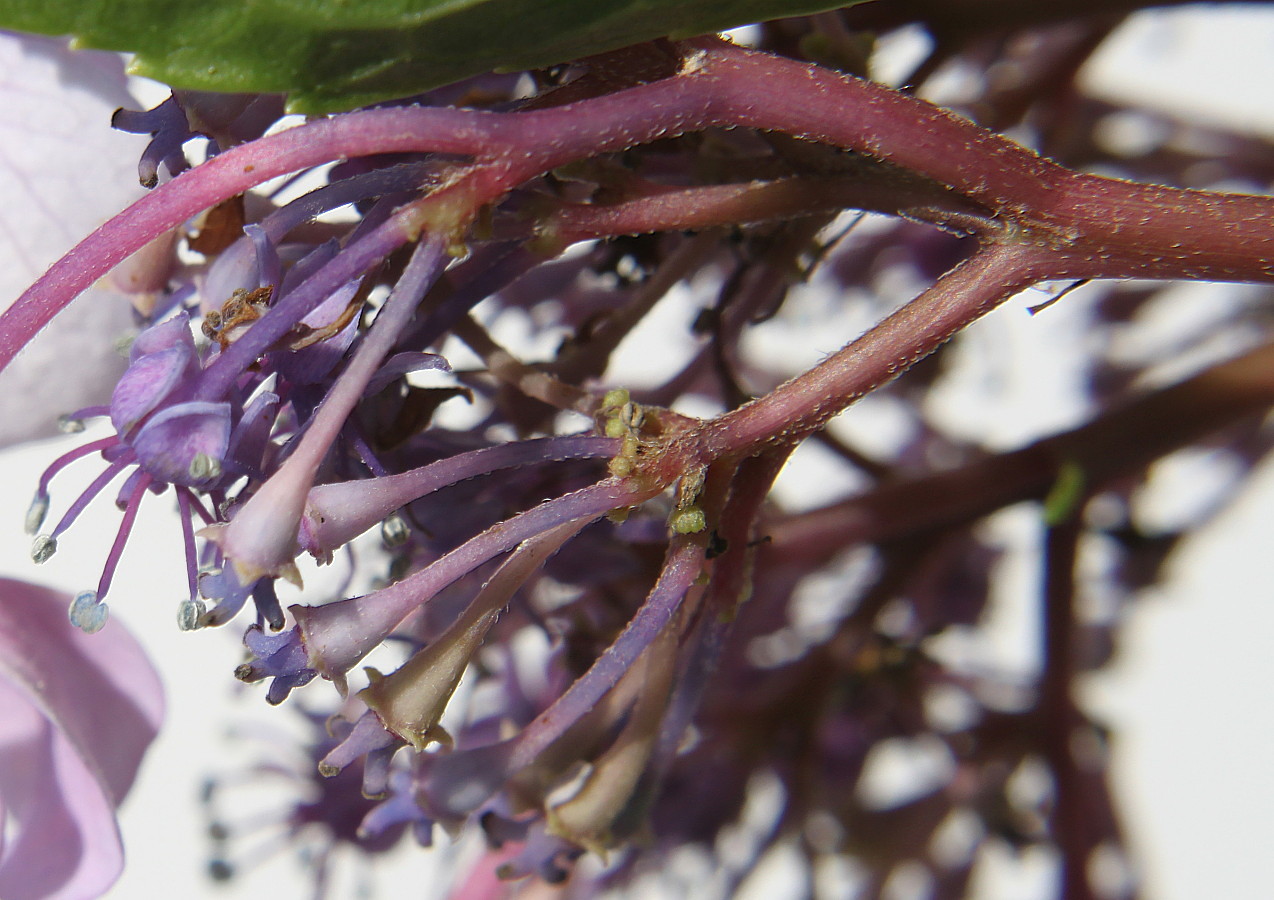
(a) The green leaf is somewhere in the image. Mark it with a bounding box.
[0,0,869,113]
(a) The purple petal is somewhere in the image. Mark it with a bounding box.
[110,95,193,187]
[128,312,195,361]
[365,351,450,396]
[131,400,232,486]
[237,626,316,703]
[0,578,163,899]
[226,389,280,477]
[0,681,120,900]
[270,276,362,385]
[195,566,256,628]
[109,345,195,435]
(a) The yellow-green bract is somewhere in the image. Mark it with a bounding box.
[0,0,867,113]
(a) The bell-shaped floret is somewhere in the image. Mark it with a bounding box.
[545,624,679,856]
[236,625,317,705]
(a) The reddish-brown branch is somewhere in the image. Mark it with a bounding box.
[1039,518,1094,900]
[764,338,1274,563]
[664,239,1049,470]
[533,174,991,245]
[695,40,1274,284]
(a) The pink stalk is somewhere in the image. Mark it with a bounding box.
[293,477,657,687]
[95,473,153,601]
[680,241,1051,466]
[10,40,1268,385]
[299,435,618,557]
[509,536,705,768]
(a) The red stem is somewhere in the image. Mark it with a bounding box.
[764,337,1274,563]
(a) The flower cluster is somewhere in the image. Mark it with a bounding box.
[4,9,1274,899]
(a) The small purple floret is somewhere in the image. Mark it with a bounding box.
[359,770,436,846]
[319,710,402,778]
[111,94,192,188]
[238,625,316,704]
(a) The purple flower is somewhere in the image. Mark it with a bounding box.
[3,17,1274,900]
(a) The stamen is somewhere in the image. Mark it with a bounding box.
[95,473,153,602]
[64,405,111,420]
[49,456,134,539]
[184,489,217,525]
[189,452,222,482]
[24,493,49,536]
[380,515,410,548]
[31,534,57,564]
[68,590,109,634]
[177,488,200,602]
[177,598,206,632]
[35,435,120,500]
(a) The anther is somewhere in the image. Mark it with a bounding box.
[31,534,57,564]
[68,590,109,634]
[189,452,222,482]
[56,414,86,434]
[381,514,410,548]
[177,598,206,631]
[24,494,49,535]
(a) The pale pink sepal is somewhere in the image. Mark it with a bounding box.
[0,578,164,899]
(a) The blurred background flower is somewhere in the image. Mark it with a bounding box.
[0,577,162,899]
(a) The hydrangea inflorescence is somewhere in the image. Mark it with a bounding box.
[7,19,1274,898]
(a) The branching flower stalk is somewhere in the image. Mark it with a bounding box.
[9,40,1271,366]
[5,14,1274,897]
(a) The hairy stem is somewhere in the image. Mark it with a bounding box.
[10,38,1273,379]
